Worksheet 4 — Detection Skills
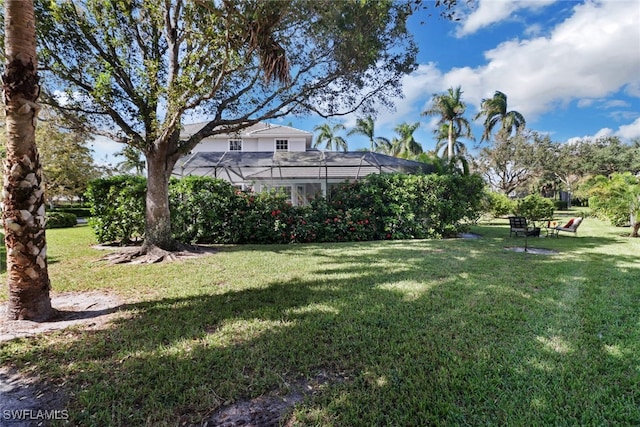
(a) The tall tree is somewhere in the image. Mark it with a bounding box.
[577,136,637,176]
[433,122,471,159]
[422,86,473,159]
[2,0,52,320]
[347,115,390,152]
[538,137,583,208]
[390,122,423,159]
[36,113,100,204]
[472,130,540,195]
[475,90,526,143]
[33,0,460,257]
[115,145,146,176]
[313,123,348,152]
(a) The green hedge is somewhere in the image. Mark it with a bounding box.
[85,176,146,244]
[513,193,555,224]
[45,212,77,229]
[86,173,485,245]
[50,206,91,218]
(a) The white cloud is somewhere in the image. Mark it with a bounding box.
[523,23,543,37]
[602,100,631,109]
[90,135,123,166]
[343,0,640,145]
[624,81,640,97]
[615,117,640,140]
[444,0,640,120]
[577,98,595,108]
[457,0,557,36]
[567,117,640,143]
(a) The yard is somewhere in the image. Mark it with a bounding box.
[1,215,639,425]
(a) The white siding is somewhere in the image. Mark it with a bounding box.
[242,139,259,151]
[191,139,226,152]
[289,139,306,152]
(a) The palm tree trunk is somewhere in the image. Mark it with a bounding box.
[448,121,454,159]
[3,0,53,320]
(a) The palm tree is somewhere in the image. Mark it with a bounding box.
[433,123,470,159]
[390,122,423,159]
[416,150,470,175]
[475,90,526,142]
[313,123,348,152]
[2,0,53,320]
[347,116,390,152]
[116,145,146,176]
[422,86,473,159]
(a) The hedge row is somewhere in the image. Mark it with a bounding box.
[45,212,78,229]
[85,173,485,245]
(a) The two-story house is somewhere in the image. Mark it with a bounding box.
[174,122,432,205]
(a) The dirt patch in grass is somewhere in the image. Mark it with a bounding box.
[199,371,349,427]
[504,246,559,255]
[0,291,124,426]
[0,291,124,342]
[94,243,218,265]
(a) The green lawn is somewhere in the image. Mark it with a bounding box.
[1,216,639,426]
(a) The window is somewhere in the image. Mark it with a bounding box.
[229,140,242,151]
[275,139,288,152]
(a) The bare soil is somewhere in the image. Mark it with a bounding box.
[0,291,124,342]
[95,243,218,265]
[0,291,124,427]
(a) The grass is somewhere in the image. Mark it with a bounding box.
[1,215,639,426]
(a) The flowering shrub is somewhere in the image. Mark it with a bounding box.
[87,173,484,244]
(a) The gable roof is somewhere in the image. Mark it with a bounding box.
[180,122,313,140]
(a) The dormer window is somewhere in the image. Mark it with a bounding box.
[229,140,242,151]
[275,139,288,152]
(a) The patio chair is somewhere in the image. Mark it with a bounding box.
[551,217,583,237]
[508,216,537,237]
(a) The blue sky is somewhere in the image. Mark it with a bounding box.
[93,0,640,162]
[287,0,640,153]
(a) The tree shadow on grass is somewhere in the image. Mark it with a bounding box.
[2,238,639,425]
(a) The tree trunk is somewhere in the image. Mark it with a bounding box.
[447,121,454,159]
[3,0,53,320]
[143,145,178,251]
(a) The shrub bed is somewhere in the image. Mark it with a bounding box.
[86,173,484,245]
[45,212,77,229]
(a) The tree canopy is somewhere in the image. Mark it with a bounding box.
[25,0,462,253]
[475,90,525,142]
[581,172,640,237]
[472,130,541,196]
[422,86,473,159]
[313,123,348,152]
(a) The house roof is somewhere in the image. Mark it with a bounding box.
[180,122,313,140]
[174,150,433,183]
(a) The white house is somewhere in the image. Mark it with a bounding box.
[173,122,432,205]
